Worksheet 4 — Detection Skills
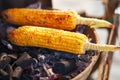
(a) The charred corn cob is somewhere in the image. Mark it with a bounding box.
[8,26,120,54]
[2,8,112,31]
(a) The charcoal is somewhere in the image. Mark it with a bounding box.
[12,52,31,66]
[79,54,91,63]
[37,54,45,61]
[38,48,54,54]
[12,66,23,80]
[76,61,88,73]
[27,47,44,58]
[58,77,69,80]
[12,77,19,80]
[22,74,34,80]
[16,58,37,69]
[0,52,7,60]
[86,50,98,56]
[39,77,49,80]
[70,72,78,78]
[0,69,8,76]
[52,60,77,75]
[0,65,11,80]
[61,76,72,80]
[0,57,11,69]
[7,54,17,60]
[0,75,9,80]
[48,74,62,80]
[14,47,30,53]
[54,51,78,60]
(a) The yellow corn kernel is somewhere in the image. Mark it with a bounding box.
[8,26,88,54]
[2,8,113,31]
[8,26,120,54]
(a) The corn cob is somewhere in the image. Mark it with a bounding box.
[8,26,120,54]
[2,8,113,31]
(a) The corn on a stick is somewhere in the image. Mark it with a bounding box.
[8,26,120,54]
[2,8,113,31]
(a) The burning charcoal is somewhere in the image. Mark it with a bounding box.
[52,60,77,75]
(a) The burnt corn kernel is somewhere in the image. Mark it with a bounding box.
[1,8,113,31]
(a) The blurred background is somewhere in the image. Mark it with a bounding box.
[0,0,119,80]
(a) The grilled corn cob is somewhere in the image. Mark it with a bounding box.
[8,26,120,54]
[2,8,113,31]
